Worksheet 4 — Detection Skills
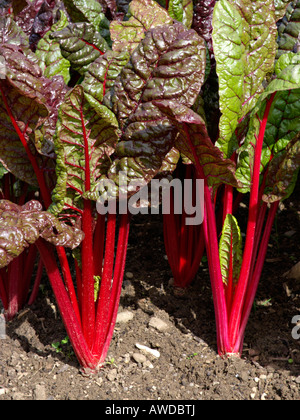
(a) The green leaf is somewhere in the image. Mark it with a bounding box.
[81,50,130,107]
[63,0,105,29]
[277,0,300,58]
[212,0,277,157]
[0,163,8,180]
[263,132,300,203]
[102,23,206,195]
[167,0,194,29]
[0,200,84,269]
[274,0,294,20]
[275,51,300,75]
[51,22,109,74]
[236,63,300,193]
[219,214,243,286]
[110,0,173,54]
[50,86,120,214]
[35,10,71,84]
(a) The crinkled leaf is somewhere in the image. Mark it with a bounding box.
[51,22,109,74]
[155,100,241,191]
[0,200,84,269]
[102,23,206,194]
[15,0,44,35]
[192,0,216,58]
[28,0,56,51]
[236,63,300,192]
[263,132,300,203]
[0,15,30,50]
[98,0,117,17]
[275,0,294,20]
[108,22,205,128]
[1,41,68,159]
[167,0,194,29]
[81,50,129,108]
[35,10,71,83]
[0,45,53,186]
[219,214,243,286]
[159,147,180,175]
[50,85,120,214]
[277,0,300,58]
[275,51,300,75]
[110,0,172,54]
[63,0,111,44]
[212,0,277,157]
[34,75,69,159]
[63,0,104,28]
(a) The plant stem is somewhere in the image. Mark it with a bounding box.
[81,199,95,349]
[92,212,116,355]
[7,254,22,320]
[28,257,44,306]
[223,185,233,221]
[182,123,229,354]
[0,271,8,310]
[228,92,277,350]
[235,201,279,353]
[93,214,106,277]
[22,245,38,305]
[98,213,130,364]
[36,239,97,370]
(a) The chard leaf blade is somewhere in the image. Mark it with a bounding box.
[0,200,84,269]
[212,0,277,157]
[155,101,241,191]
[51,22,109,74]
[103,23,206,195]
[0,45,55,187]
[110,0,173,54]
[51,86,120,214]
[236,62,300,193]
[263,132,300,203]
[219,214,243,286]
[35,10,71,84]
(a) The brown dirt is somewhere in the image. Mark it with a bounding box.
[0,189,300,400]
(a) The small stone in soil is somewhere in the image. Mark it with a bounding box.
[149,317,169,332]
[34,384,47,401]
[116,310,134,324]
[107,368,118,382]
[132,353,147,364]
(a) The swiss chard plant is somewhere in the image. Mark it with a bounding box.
[101,0,300,356]
[0,0,299,371]
[157,0,300,355]
[0,0,205,370]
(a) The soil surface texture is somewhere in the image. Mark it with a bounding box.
[0,188,300,400]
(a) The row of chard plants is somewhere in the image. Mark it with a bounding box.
[0,0,299,371]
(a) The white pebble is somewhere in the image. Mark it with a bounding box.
[136,343,160,358]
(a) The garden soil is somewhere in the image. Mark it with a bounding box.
[0,187,300,400]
